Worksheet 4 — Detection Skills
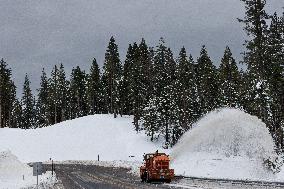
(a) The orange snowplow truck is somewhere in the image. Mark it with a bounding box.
[140,151,174,183]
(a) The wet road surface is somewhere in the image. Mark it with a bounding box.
[52,164,178,189]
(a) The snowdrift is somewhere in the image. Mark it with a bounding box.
[171,108,279,181]
[0,150,55,188]
[0,115,164,163]
[1,110,284,183]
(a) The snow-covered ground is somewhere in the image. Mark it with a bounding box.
[0,115,166,163]
[1,109,284,188]
[0,114,166,188]
[0,151,56,189]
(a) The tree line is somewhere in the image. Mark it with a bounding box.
[0,0,283,150]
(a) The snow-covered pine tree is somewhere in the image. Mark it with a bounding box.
[133,39,153,131]
[238,0,272,130]
[129,42,141,131]
[155,45,178,148]
[102,37,122,118]
[47,65,59,125]
[238,69,252,111]
[100,74,109,114]
[139,38,153,102]
[0,59,17,128]
[6,80,22,128]
[148,46,155,97]
[141,38,172,145]
[36,68,49,127]
[196,46,218,115]
[57,64,69,122]
[21,74,36,129]
[69,66,88,119]
[176,47,199,130]
[141,39,182,147]
[218,46,241,108]
[10,98,23,128]
[238,0,269,78]
[86,58,102,115]
[120,44,134,116]
[266,13,284,149]
[140,97,159,141]
[130,41,152,132]
[157,84,181,147]
[153,38,168,98]
[123,39,153,131]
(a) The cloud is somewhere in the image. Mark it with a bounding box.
[0,0,282,95]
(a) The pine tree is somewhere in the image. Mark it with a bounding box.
[120,39,153,131]
[36,68,49,127]
[266,13,284,149]
[86,58,102,114]
[139,38,153,100]
[102,37,122,118]
[238,0,269,78]
[196,46,218,115]
[238,0,273,131]
[141,38,168,143]
[153,38,168,97]
[176,47,199,130]
[47,65,59,124]
[238,69,252,111]
[218,46,241,107]
[144,39,178,147]
[57,64,69,121]
[129,42,146,131]
[157,84,181,147]
[11,98,23,128]
[133,39,153,131]
[0,59,17,128]
[120,44,134,115]
[22,74,36,129]
[69,66,88,119]
[140,97,159,141]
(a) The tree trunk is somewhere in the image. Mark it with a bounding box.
[0,102,2,128]
[165,119,169,148]
[54,105,57,124]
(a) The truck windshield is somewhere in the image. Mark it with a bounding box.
[155,161,169,169]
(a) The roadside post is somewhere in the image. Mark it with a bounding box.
[52,160,53,176]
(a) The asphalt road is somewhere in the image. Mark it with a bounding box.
[44,164,284,189]
[50,164,179,189]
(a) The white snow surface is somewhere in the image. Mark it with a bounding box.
[0,150,56,189]
[0,114,164,163]
[170,108,280,181]
[1,109,284,187]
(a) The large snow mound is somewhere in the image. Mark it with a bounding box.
[0,115,164,163]
[171,108,279,180]
[0,150,56,189]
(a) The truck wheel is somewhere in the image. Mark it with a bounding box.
[146,173,151,183]
[141,173,146,182]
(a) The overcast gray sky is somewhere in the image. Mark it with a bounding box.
[0,0,283,94]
